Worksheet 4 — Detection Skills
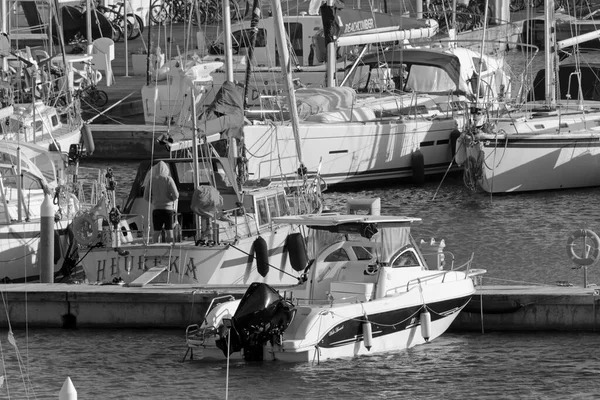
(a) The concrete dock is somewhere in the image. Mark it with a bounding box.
[0,283,598,331]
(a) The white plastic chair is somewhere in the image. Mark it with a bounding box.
[91,38,115,86]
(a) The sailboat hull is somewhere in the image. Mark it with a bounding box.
[466,111,600,193]
[78,224,305,285]
[0,223,72,282]
[245,115,463,186]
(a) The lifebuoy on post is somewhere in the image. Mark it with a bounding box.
[566,229,600,266]
[72,213,99,246]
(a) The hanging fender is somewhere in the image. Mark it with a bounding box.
[566,229,600,266]
[81,123,95,155]
[253,236,269,277]
[54,230,61,264]
[411,149,425,185]
[286,232,307,272]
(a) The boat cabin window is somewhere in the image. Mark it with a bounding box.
[405,64,456,93]
[345,62,456,93]
[173,160,234,194]
[256,192,289,227]
[34,120,43,132]
[324,248,350,262]
[353,246,374,260]
[472,57,488,72]
[284,23,303,60]
[391,249,420,268]
[51,114,59,127]
[0,167,43,190]
[7,118,24,132]
[231,28,267,51]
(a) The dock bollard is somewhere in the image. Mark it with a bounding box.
[40,194,54,283]
[59,376,77,399]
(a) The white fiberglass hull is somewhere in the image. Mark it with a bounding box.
[244,117,462,186]
[468,111,600,193]
[0,221,71,282]
[191,273,475,363]
[78,225,304,285]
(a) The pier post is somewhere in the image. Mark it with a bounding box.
[40,194,54,283]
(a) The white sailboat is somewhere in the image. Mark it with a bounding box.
[73,0,326,286]
[140,3,440,125]
[0,140,102,282]
[459,0,600,194]
[0,0,95,158]
[162,0,511,187]
[183,206,486,362]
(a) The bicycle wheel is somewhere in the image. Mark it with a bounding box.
[150,2,171,24]
[112,16,132,40]
[232,0,250,20]
[110,22,122,42]
[126,14,144,39]
[90,89,109,107]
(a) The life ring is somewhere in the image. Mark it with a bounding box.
[566,229,600,266]
[72,213,99,246]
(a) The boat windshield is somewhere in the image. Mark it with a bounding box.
[343,63,457,94]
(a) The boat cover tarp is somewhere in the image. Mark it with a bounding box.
[197,81,244,140]
[296,87,356,120]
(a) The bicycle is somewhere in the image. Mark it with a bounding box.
[95,1,144,41]
[149,0,248,25]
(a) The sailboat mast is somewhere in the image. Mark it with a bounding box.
[86,0,92,53]
[270,0,304,169]
[243,0,262,108]
[1,0,7,72]
[544,0,556,109]
[222,0,234,82]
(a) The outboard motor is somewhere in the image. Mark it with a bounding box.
[216,283,296,361]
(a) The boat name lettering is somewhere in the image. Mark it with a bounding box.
[329,324,344,337]
[95,255,198,281]
[344,18,374,34]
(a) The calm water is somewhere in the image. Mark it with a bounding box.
[5,329,600,399]
[8,159,587,398]
[12,49,600,398]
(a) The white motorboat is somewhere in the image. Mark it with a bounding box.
[458,0,600,194]
[183,204,485,362]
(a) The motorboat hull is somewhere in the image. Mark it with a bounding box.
[188,273,476,363]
